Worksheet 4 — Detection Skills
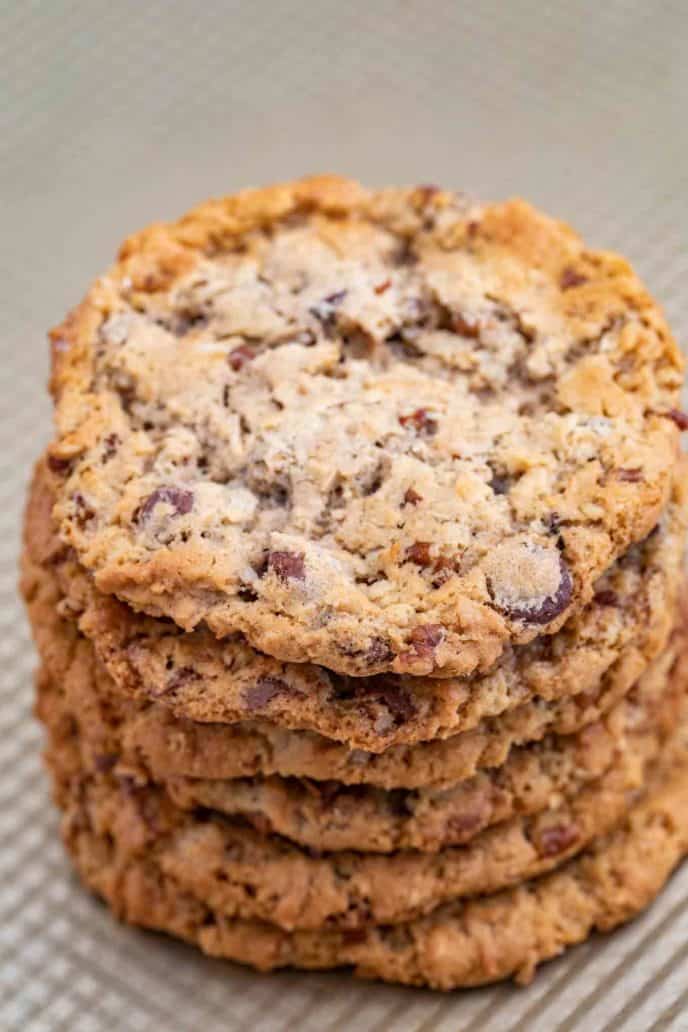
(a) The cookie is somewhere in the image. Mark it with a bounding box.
[47,670,688,971]
[45,176,685,677]
[26,538,686,792]
[24,459,688,753]
[61,739,688,989]
[38,633,676,854]
[39,643,686,932]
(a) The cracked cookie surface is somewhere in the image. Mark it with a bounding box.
[46,176,684,676]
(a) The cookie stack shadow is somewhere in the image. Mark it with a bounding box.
[21,457,688,989]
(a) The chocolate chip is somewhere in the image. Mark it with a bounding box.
[489,473,510,496]
[431,555,459,588]
[544,512,562,534]
[228,345,256,371]
[47,453,72,474]
[560,267,588,290]
[341,928,368,946]
[266,551,306,582]
[594,589,619,606]
[374,682,416,725]
[388,790,413,817]
[137,486,194,523]
[537,823,580,857]
[452,313,479,338]
[402,487,423,506]
[72,493,95,527]
[616,467,643,483]
[399,409,438,435]
[365,637,395,666]
[447,806,490,840]
[490,554,573,625]
[93,753,118,773]
[168,309,208,336]
[102,433,120,461]
[405,541,433,567]
[663,408,688,431]
[244,676,288,710]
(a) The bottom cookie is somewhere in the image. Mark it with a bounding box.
[58,737,688,989]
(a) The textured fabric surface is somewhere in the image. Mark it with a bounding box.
[2,1,687,1028]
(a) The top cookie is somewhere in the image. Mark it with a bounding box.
[47,176,685,676]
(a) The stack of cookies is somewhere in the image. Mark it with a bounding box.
[21,176,688,989]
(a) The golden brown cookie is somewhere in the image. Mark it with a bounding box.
[51,696,688,987]
[38,635,687,932]
[45,176,685,677]
[23,458,688,753]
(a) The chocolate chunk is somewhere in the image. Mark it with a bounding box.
[72,493,95,527]
[405,541,433,567]
[387,790,413,817]
[93,753,118,773]
[544,512,562,534]
[341,928,368,946]
[102,433,120,461]
[266,551,306,582]
[374,681,416,726]
[594,589,619,606]
[47,453,73,474]
[399,408,438,435]
[365,637,395,666]
[168,309,208,336]
[244,676,288,710]
[490,554,573,625]
[412,624,444,647]
[431,555,459,588]
[489,473,510,496]
[664,408,688,431]
[137,486,194,523]
[560,266,588,290]
[616,467,643,483]
[402,487,423,506]
[537,823,580,857]
[228,345,256,371]
[447,802,491,841]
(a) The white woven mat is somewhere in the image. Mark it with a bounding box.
[2,2,687,1028]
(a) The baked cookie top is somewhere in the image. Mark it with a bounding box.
[47,176,685,675]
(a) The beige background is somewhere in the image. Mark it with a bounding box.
[2,2,687,1029]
